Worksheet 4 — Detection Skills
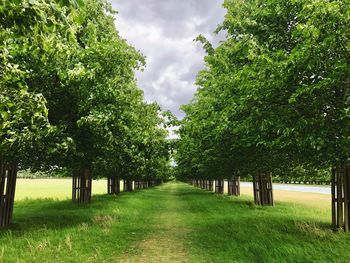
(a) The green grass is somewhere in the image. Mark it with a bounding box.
[15,179,109,200]
[1,181,349,263]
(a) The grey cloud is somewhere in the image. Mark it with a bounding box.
[110,0,226,118]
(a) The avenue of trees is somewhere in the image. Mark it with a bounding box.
[0,0,171,227]
[175,0,349,231]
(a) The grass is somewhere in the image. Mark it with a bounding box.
[1,181,349,263]
[15,179,109,200]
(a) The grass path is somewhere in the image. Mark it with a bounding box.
[2,181,350,262]
[120,183,190,262]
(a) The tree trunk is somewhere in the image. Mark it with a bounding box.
[134,180,139,190]
[228,176,240,196]
[208,180,213,191]
[215,179,224,194]
[123,179,133,192]
[72,168,92,204]
[332,165,350,232]
[253,173,273,206]
[0,161,17,228]
[143,180,148,188]
[107,176,120,195]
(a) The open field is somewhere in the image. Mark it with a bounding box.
[15,179,110,201]
[233,183,331,210]
[1,181,349,263]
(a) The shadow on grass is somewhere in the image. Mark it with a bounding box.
[0,189,151,237]
[177,186,343,263]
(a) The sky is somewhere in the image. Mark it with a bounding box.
[110,0,226,118]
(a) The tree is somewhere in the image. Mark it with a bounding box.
[175,0,349,217]
[0,0,80,227]
[1,0,171,226]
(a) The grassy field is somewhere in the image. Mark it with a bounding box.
[1,181,349,263]
[15,179,109,200]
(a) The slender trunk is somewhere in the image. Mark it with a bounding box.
[123,179,133,192]
[208,180,213,191]
[0,161,18,228]
[134,180,139,190]
[228,176,240,196]
[143,180,148,188]
[215,179,224,194]
[107,176,120,195]
[72,167,92,204]
[253,173,273,206]
[332,165,350,232]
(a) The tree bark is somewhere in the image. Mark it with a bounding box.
[208,180,213,191]
[72,167,92,204]
[143,180,148,188]
[107,176,120,195]
[215,179,224,194]
[253,173,273,206]
[228,176,241,196]
[332,165,350,232]
[0,161,18,228]
[124,179,133,192]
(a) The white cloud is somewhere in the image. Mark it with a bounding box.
[110,0,226,118]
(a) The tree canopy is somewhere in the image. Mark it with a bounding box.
[1,0,171,182]
[175,0,350,181]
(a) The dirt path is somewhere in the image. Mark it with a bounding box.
[119,183,190,263]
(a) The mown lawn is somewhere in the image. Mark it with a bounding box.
[15,179,109,200]
[1,181,349,263]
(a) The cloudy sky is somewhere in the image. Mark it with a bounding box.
[110,0,226,118]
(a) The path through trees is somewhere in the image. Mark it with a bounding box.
[120,183,190,263]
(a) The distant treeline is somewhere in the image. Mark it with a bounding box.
[17,169,70,179]
[240,167,331,185]
[273,167,330,185]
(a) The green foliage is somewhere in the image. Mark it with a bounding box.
[175,0,350,181]
[1,0,171,180]
[273,166,331,184]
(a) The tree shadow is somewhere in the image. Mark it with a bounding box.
[0,190,146,237]
[180,190,341,262]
